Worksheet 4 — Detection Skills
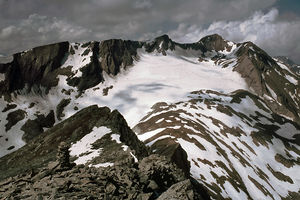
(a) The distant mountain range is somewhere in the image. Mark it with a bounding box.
[0,34,299,199]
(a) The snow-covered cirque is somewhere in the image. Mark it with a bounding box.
[58,51,248,127]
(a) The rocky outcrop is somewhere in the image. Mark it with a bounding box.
[56,98,71,120]
[149,138,191,177]
[5,109,26,131]
[0,105,148,181]
[0,42,69,95]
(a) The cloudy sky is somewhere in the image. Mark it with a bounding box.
[0,0,299,62]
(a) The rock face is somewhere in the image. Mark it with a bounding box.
[0,39,142,95]
[0,42,69,95]
[21,110,55,142]
[99,39,142,75]
[143,137,191,177]
[66,41,104,91]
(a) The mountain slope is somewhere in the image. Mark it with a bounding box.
[0,34,299,199]
[134,90,300,199]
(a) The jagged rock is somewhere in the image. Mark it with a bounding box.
[275,56,300,75]
[137,193,152,200]
[138,154,186,193]
[234,42,300,123]
[2,103,17,112]
[147,180,159,190]
[105,183,117,194]
[145,35,175,54]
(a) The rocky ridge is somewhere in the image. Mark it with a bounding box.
[0,105,210,200]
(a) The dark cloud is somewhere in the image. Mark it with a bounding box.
[1,0,299,63]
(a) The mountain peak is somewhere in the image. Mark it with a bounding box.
[145,34,175,54]
[200,33,224,41]
[199,33,230,52]
[154,34,172,42]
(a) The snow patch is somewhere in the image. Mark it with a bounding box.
[69,126,111,165]
[92,162,114,168]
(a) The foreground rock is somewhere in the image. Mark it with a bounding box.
[0,151,209,199]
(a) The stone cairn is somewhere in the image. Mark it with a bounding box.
[57,142,74,170]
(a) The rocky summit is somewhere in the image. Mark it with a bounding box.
[0,34,299,200]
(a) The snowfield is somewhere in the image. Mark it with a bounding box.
[60,50,248,127]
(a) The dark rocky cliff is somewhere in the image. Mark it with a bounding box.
[0,42,69,95]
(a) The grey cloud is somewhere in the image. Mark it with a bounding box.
[0,14,92,54]
[1,0,297,63]
[134,0,153,9]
